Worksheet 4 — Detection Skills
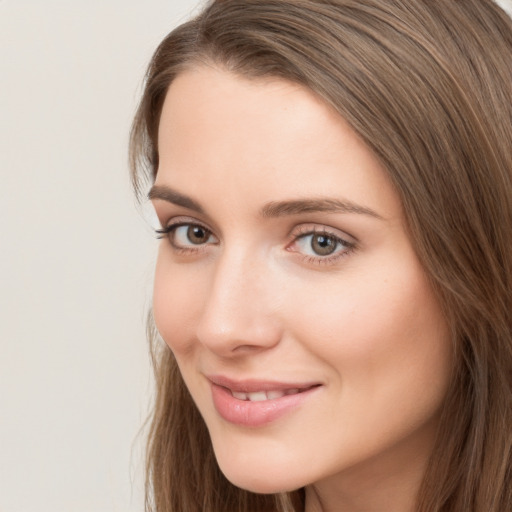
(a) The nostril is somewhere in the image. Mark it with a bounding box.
[195,261,282,355]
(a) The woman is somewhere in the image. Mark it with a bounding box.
[130,1,512,510]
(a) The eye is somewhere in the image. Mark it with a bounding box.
[174,225,213,246]
[298,232,339,256]
[156,222,217,250]
[290,228,355,263]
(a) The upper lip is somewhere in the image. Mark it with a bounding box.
[207,374,322,393]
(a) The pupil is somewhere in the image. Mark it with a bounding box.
[188,226,208,244]
[312,234,336,255]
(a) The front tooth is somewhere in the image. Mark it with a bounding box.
[247,391,267,401]
[232,391,248,400]
[267,390,285,399]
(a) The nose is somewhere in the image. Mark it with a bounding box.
[195,247,282,357]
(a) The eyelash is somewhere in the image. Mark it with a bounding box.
[155,221,356,265]
[288,225,356,265]
[155,221,217,255]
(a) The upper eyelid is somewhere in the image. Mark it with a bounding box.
[290,229,355,251]
[156,222,218,249]
[159,215,213,231]
[290,223,357,243]
[159,221,216,238]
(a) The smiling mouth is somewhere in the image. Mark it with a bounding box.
[208,375,321,403]
[228,385,320,402]
[230,388,297,401]
[210,379,322,426]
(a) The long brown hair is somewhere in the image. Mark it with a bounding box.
[130,1,512,510]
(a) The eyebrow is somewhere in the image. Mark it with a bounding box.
[148,184,383,220]
[261,198,383,219]
[148,185,205,214]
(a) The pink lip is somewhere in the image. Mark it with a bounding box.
[208,375,322,427]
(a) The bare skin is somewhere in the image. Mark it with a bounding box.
[151,65,453,512]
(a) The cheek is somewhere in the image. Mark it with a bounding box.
[286,256,452,406]
[279,259,453,472]
[152,252,205,354]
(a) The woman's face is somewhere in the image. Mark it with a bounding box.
[151,66,452,498]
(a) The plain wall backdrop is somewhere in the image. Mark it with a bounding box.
[1,1,511,511]
[0,1,198,511]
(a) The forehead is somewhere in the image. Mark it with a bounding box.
[156,66,400,221]
[158,66,335,155]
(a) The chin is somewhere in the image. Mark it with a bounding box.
[223,470,301,495]
[214,451,308,494]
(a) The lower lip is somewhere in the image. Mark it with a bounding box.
[210,384,320,427]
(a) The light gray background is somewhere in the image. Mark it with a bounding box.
[498,0,512,15]
[0,1,198,511]
[1,1,511,511]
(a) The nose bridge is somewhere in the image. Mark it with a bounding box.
[196,243,280,354]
